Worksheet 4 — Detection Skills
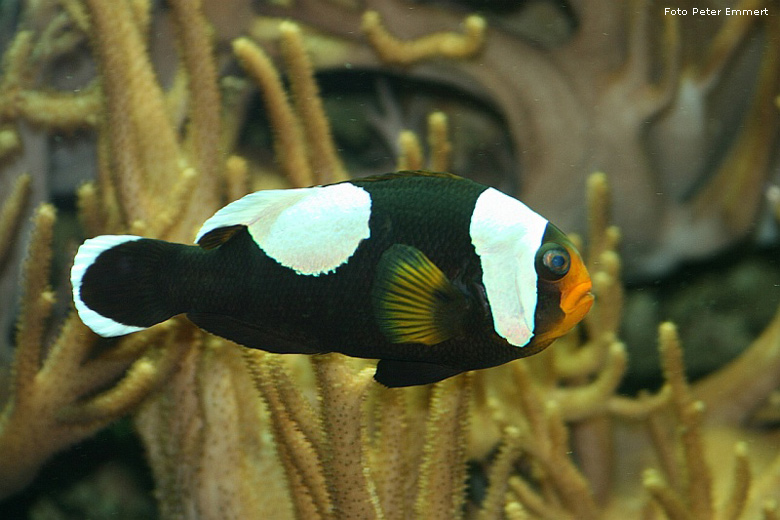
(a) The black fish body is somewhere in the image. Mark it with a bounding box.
[72,172,593,387]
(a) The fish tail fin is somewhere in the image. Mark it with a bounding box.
[71,235,181,337]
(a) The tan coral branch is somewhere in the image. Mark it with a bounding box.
[397,130,423,171]
[244,351,331,519]
[12,204,56,396]
[168,0,221,222]
[85,0,183,228]
[643,468,692,520]
[313,357,383,519]
[233,37,313,188]
[366,385,411,519]
[427,111,451,172]
[225,155,249,202]
[279,21,347,184]
[693,302,780,426]
[477,426,522,520]
[0,173,31,271]
[658,322,713,519]
[362,10,485,66]
[721,441,751,520]
[414,374,471,520]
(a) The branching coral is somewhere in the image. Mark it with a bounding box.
[361,10,485,66]
[0,174,31,274]
[0,5,100,145]
[0,204,187,498]
[0,0,224,499]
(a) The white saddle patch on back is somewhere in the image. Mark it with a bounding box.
[196,183,372,275]
[469,188,547,347]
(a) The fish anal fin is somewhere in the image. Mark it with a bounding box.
[186,312,322,354]
[197,225,244,250]
[372,244,467,345]
[374,359,463,387]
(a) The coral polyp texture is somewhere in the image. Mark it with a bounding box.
[1,1,779,519]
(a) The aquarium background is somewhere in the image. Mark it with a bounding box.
[1,0,779,518]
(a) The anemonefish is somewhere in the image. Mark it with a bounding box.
[71,171,593,387]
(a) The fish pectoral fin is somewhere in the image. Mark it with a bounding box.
[374,359,463,387]
[186,312,323,354]
[372,244,468,345]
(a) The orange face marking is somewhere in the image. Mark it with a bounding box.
[533,245,593,345]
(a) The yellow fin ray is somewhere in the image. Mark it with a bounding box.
[372,244,467,345]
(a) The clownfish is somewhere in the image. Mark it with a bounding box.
[71,171,593,387]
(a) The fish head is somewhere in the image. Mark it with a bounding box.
[528,224,594,350]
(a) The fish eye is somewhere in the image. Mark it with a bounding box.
[535,243,570,281]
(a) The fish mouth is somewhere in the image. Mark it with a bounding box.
[531,282,594,347]
[561,282,594,315]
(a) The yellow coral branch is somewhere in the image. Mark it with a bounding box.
[552,342,627,421]
[225,155,249,202]
[168,0,221,220]
[721,442,751,520]
[15,88,102,129]
[313,356,383,519]
[693,299,780,426]
[511,362,599,519]
[765,500,779,520]
[477,427,522,520]
[607,386,671,420]
[397,130,423,171]
[59,0,91,33]
[279,21,347,184]
[362,10,486,66]
[233,37,313,188]
[414,374,471,520]
[84,0,148,223]
[658,322,714,518]
[643,468,692,520]
[13,204,56,397]
[427,111,451,172]
[244,351,331,519]
[60,324,188,425]
[503,499,529,520]
[507,476,572,520]
[85,0,183,227]
[75,181,104,238]
[0,173,31,271]
[366,385,411,519]
[0,30,33,94]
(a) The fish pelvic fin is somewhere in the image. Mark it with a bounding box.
[372,244,468,345]
[71,235,180,337]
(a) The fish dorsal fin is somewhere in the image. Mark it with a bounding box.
[197,224,244,249]
[195,184,371,275]
[372,244,467,345]
[195,189,310,244]
[356,170,464,184]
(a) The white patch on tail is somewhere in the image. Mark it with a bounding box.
[71,235,147,337]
